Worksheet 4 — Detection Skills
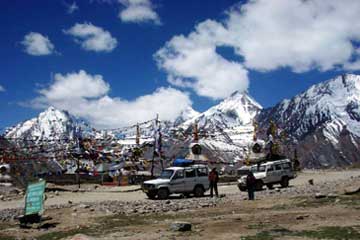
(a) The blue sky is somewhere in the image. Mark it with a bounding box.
[1,0,360,130]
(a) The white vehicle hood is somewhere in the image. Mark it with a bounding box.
[144,179,170,185]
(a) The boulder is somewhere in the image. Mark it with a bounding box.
[308,179,314,185]
[315,193,326,199]
[344,186,360,195]
[69,234,93,240]
[170,222,192,232]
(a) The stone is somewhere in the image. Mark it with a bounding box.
[79,204,90,209]
[327,193,338,198]
[296,215,309,220]
[69,234,92,240]
[344,186,360,195]
[170,222,192,232]
[315,193,326,199]
[68,200,73,204]
[308,179,314,185]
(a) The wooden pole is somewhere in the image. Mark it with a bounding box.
[151,114,158,178]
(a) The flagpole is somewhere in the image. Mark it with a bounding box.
[151,114,158,178]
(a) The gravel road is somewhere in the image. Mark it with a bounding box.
[0,169,359,211]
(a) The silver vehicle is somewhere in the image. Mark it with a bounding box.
[237,159,296,191]
[142,165,210,199]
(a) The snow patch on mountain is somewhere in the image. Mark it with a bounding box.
[181,91,262,146]
[5,106,90,141]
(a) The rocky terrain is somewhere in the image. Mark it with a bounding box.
[0,170,359,239]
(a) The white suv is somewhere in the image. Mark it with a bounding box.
[237,159,296,191]
[142,165,210,199]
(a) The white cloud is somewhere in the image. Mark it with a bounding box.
[156,0,360,99]
[119,0,161,25]
[64,23,117,52]
[32,70,192,128]
[39,70,110,100]
[155,20,249,100]
[65,1,79,14]
[0,85,5,92]
[21,32,55,56]
[224,0,360,72]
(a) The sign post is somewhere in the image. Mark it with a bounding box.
[20,180,46,225]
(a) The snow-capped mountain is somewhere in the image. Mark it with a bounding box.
[166,91,263,164]
[174,107,200,127]
[5,106,92,141]
[258,74,360,168]
[181,91,262,145]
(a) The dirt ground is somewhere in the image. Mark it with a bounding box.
[0,169,360,240]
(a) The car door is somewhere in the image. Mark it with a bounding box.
[273,164,283,182]
[169,170,184,193]
[183,168,197,192]
[266,165,276,183]
[196,167,209,189]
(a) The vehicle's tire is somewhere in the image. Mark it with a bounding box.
[238,185,247,192]
[280,176,289,188]
[266,184,273,190]
[157,188,169,200]
[193,185,205,197]
[146,193,156,199]
[255,180,264,191]
[183,193,191,198]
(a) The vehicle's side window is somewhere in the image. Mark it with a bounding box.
[282,163,291,170]
[173,170,184,179]
[267,166,274,172]
[197,168,208,177]
[185,169,196,178]
[275,164,282,171]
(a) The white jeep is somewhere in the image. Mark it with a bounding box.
[237,159,296,191]
[142,165,210,199]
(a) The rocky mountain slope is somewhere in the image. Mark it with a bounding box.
[5,106,90,141]
[258,74,360,168]
[170,91,263,164]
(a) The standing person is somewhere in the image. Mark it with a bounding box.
[246,171,256,200]
[209,168,219,198]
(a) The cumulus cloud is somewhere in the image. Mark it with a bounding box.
[64,23,117,52]
[155,20,249,100]
[65,1,79,14]
[0,85,5,92]
[156,0,360,99]
[119,0,161,25]
[21,32,55,56]
[31,70,192,128]
[224,0,360,72]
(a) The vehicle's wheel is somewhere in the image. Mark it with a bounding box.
[157,188,169,200]
[238,185,247,192]
[280,177,289,188]
[255,180,263,191]
[266,184,273,190]
[193,185,204,197]
[146,193,156,199]
[183,193,191,198]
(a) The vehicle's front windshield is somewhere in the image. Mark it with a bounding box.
[159,170,174,179]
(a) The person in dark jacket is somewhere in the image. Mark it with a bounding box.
[246,171,256,200]
[209,168,219,198]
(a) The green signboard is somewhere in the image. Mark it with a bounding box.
[25,180,46,215]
